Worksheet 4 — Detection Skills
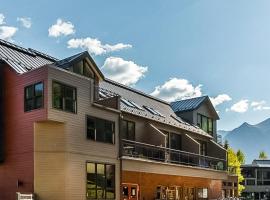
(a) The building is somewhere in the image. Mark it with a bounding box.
[241,160,270,200]
[0,39,230,200]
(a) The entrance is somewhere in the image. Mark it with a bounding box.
[122,183,139,200]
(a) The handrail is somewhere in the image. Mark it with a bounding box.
[122,139,226,162]
[121,139,227,171]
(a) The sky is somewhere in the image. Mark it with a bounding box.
[1,0,270,130]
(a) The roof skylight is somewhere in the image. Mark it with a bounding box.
[143,106,165,117]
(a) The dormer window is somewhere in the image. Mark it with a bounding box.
[71,59,95,79]
[197,114,213,135]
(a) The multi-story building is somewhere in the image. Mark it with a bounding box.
[241,160,270,200]
[0,39,230,200]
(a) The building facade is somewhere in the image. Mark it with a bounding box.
[0,39,232,200]
[241,160,270,200]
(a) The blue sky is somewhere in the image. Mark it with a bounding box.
[1,0,270,130]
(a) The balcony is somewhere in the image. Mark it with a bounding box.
[121,139,227,171]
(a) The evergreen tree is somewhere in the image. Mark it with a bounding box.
[236,150,245,164]
[224,139,229,150]
[259,151,268,159]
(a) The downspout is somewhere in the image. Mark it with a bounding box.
[118,98,123,200]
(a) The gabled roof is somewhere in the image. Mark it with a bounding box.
[54,51,104,80]
[100,79,213,138]
[170,96,219,119]
[0,39,57,73]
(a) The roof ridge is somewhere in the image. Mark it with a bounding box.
[0,39,58,62]
[171,95,208,103]
[104,78,170,105]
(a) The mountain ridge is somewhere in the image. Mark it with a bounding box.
[218,118,270,163]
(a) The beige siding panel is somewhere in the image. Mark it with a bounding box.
[47,67,119,159]
[33,67,121,200]
[34,121,66,200]
[122,158,228,180]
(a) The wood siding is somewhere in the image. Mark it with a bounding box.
[122,170,223,200]
[32,66,121,200]
[0,65,48,200]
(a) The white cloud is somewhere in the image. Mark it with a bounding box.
[17,17,32,28]
[0,13,5,25]
[210,94,232,107]
[67,37,132,56]
[228,100,249,113]
[101,57,148,86]
[150,78,202,102]
[48,19,75,37]
[0,26,18,41]
[251,101,270,111]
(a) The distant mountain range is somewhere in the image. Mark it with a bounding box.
[218,118,270,163]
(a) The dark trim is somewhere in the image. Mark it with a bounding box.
[86,115,115,145]
[52,80,77,114]
[85,161,116,200]
[24,81,44,112]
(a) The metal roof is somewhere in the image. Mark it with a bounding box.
[0,39,57,74]
[242,160,270,168]
[100,80,212,138]
[170,96,208,112]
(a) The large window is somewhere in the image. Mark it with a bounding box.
[52,81,77,113]
[87,116,115,144]
[71,59,95,78]
[24,82,44,112]
[121,120,135,141]
[86,162,115,199]
[197,114,213,135]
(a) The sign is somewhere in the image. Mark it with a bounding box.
[16,193,34,200]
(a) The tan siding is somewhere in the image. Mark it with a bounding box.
[33,67,120,200]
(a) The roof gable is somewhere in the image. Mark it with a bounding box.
[54,51,104,80]
[170,96,219,119]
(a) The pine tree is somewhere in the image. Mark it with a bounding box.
[259,151,268,159]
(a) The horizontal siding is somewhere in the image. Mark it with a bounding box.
[0,65,48,200]
[122,158,228,180]
[34,67,121,200]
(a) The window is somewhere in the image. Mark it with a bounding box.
[197,114,213,135]
[87,116,115,144]
[121,120,135,141]
[72,59,95,78]
[52,82,77,113]
[86,162,115,199]
[121,98,144,110]
[24,82,44,111]
[199,141,207,156]
[143,105,165,117]
[198,188,208,199]
[169,133,182,150]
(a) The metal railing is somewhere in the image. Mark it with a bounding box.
[121,139,227,171]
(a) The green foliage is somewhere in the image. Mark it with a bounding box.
[236,150,245,164]
[259,151,268,159]
[227,148,245,195]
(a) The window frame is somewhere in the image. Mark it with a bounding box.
[197,113,214,135]
[121,119,135,141]
[86,115,115,144]
[52,81,77,114]
[24,81,44,112]
[86,162,116,200]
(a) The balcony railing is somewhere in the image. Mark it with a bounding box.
[121,139,227,171]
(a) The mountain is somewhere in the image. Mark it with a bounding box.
[218,118,270,163]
